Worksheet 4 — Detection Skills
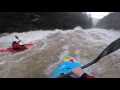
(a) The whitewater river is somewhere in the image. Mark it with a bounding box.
[0,27,120,78]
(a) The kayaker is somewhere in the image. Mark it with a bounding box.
[72,67,95,78]
[57,67,95,78]
[56,56,95,78]
[12,40,27,50]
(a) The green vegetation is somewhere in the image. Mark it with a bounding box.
[96,12,120,30]
[0,12,93,33]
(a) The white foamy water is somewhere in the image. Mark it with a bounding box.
[0,27,120,78]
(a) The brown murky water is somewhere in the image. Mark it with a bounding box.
[0,27,120,78]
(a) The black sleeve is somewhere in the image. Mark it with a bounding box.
[79,73,88,78]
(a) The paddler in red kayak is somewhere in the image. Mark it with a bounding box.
[12,40,27,50]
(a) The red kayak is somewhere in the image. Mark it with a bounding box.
[0,43,33,53]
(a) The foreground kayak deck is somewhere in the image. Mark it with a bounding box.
[0,43,33,53]
[52,56,82,78]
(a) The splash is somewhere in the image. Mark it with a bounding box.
[0,27,120,78]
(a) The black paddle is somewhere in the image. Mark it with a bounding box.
[59,38,120,78]
[15,35,25,45]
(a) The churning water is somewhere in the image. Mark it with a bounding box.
[0,27,120,78]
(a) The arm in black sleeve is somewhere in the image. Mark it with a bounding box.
[79,73,88,78]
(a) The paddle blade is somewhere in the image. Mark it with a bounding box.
[81,38,120,69]
[15,36,18,39]
[101,38,120,57]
